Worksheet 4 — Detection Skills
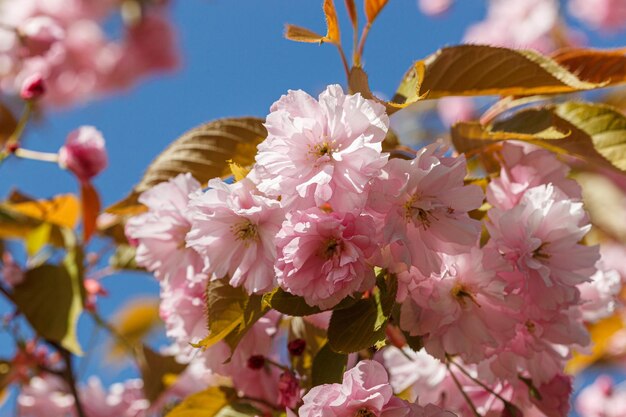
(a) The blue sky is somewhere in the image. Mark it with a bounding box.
[1,0,626,411]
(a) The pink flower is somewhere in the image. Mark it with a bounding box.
[187,178,283,294]
[79,377,149,417]
[103,13,179,90]
[578,261,621,323]
[529,373,571,417]
[17,375,75,417]
[58,126,108,182]
[487,142,581,210]
[418,0,453,16]
[568,0,626,32]
[18,16,65,57]
[486,184,598,291]
[368,143,483,276]
[375,347,446,404]
[125,173,206,290]
[399,248,517,363]
[253,85,389,211]
[159,282,213,363]
[299,360,452,417]
[275,208,377,309]
[576,376,626,417]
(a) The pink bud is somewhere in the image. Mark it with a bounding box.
[20,74,46,101]
[277,371,300,409]
[58,126,108,182]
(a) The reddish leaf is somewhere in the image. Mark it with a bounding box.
[80,182,100,243]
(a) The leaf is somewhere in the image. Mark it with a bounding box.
[365,0,389,23]
[214,404,261,417]
[312,342,348,385]
[223,294,268,351]
[452,102,626,173]
[6,194,80,229]
[195,280,268,353]
[80,182,100,243]
[552,47,626,85]
[323,0,341,44]
[139,345,186,403]
[166,387,249,417]
[552,102,626,171]
[195,280,247,350]
[25,223,51,257]
[107,118,267,214]
[328,297,387,354]
[451,119,569,156]
[288,317,327,385]
[392,45,601,107]
[263,288,322,316]
[12,264,84,354]
[108,298,162,360]
[284,24,324,43]
[344,0,357,30]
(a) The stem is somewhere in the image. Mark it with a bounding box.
[13,148,59,163]
[335,44,351,82]
[265,357,290,373]
[446,360,482,417]
[59,346,87,417]
[356,22,372,65]
[6,102,33,148]
[448,356,510,406]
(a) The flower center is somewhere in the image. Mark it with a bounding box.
[319,237,342,260]
[404,194,437,229]
[525,320,536,334]
[355,409,377,417]
[308,139,337,163]
[451,283,480,308]
[532,242,550,260]
[231,219,258,243]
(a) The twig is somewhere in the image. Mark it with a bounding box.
[57,345,87,417]
[446,359,482,417]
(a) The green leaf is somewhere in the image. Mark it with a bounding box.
[195,280,268,353]
[166,386,232,417]
[214,403,261,417]
[263,288,322,316]
[455,102,626,173]
[552,102,626,171]
[25,223,51,257]
[328,297,387,354]
[139,345,186,404]
[312,342,348,385]
[12,263,84,354]
[223,294,268,351]
[391,45,602,108]
[107,118,267,215]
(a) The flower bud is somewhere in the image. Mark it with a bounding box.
[20,74,46,101]
[247,355,265,370]
[287,338,306,356]
[58,126,108,182]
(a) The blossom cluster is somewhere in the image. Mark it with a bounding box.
[0,0,178,106]
[120,85,620,416]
